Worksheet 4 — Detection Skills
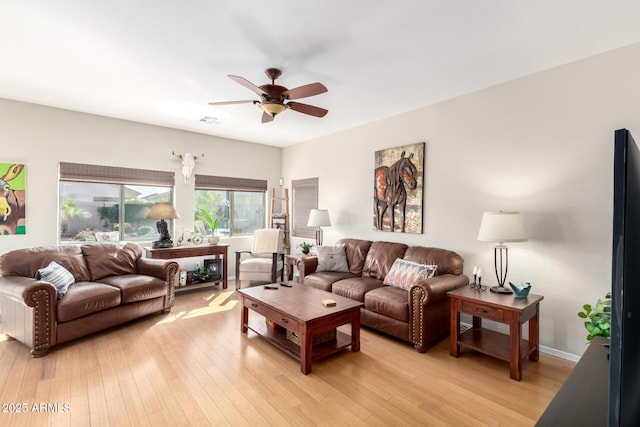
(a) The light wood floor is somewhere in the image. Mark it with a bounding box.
[0,284,574,426]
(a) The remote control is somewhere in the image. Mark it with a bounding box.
[280,282,292,287]
[264,285,278,290]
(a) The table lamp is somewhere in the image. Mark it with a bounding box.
[145,202,181,249]
[307,209,331,246]
[477,211,527,293]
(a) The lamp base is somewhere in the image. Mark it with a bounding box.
[152,239,174,249]
[490,285,513,294]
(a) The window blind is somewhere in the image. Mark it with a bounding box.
[194,175,267,192]
[292,177,318,238]
[59,162,174,186]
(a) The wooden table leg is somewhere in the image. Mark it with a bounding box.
[510,320,522,381]
[472,315,482,329]
[301,330,312,375]
[450,298,460,357]
[222,253,228,289]
[351,310,361,352]
[286,261,294,281]
[529,303,540,362]
[241,305,248,333]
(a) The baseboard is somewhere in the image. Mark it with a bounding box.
[539,345,580,362]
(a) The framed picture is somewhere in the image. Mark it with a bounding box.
[373,142,424,233]
[0,163,26,235]
[204,258,222,280]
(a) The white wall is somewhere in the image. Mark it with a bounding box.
[0,99,283,276]
[283,42,640,357]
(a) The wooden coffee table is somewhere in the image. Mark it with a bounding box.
[238,283,362,374]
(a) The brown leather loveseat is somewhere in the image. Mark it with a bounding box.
[298,238,468,352]
[0,242,178,357]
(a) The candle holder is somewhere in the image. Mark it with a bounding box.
[470,269,487,291]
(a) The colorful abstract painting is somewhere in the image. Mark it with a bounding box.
[0,163,26,235]
[373,143,424,233]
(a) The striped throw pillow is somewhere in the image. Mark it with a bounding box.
[36,261,75,299]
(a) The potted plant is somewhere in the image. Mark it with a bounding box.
[196,266,210,282]
[195,208,220,245]
[577,292,611,342]
[298,241,314,254]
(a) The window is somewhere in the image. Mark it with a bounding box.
[59,163,174,243]
[194,175,267,236]
[292,178,318,238]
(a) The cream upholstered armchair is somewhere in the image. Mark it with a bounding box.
[235,228,285,289]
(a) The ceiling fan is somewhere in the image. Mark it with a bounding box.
[208,68,328,123]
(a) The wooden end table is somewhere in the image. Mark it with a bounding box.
[284,253,315,281]
[447,286,543,381]
[239,283,362,374]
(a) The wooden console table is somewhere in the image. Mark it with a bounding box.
[145,244,229,291]
[448,286,543,381]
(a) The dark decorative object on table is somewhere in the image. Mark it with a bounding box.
[298,242,314,255]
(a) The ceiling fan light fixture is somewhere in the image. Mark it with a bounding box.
[261,102,286,116]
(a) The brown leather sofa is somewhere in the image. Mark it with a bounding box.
[298,238,468,352]
[0,242,179,357]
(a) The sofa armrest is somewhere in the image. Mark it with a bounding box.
[297,256,318,282]
[136,258,178,281]
[408,273,469,352]
[136,258,179,311]
[0,275,57,306]
[412,273,470,304]
[0,276,57,357]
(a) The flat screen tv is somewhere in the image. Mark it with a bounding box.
[610,128,640,426]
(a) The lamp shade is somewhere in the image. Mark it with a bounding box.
[307,209,331,227]
[477,211,527,243]
[145,202,181,220]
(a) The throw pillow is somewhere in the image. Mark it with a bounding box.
[36,261,75,299]
[383,259,437,290]
[316,245,349,272]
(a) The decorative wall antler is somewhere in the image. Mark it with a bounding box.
[173,151,204,184]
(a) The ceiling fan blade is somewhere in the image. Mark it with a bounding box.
[283,82,328,100]
[261,111,274,123]
[228,75,267,96]
[287,101,328,118]
[208,100,256,106]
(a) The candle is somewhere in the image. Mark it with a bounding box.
[472,266,478,276]
[477,268,482,278]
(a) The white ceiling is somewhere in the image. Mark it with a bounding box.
[2,1,640,148]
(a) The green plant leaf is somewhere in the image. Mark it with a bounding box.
[579,292,615,341]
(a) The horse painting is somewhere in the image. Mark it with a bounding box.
[374,148,422,232]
